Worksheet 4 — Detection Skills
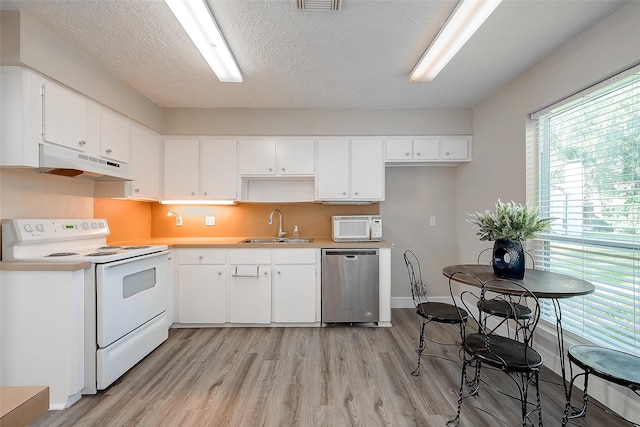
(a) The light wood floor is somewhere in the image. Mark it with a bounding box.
[33,309,631,426]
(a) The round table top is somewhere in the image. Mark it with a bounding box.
[442,264,595,299]
[569,345,640,389]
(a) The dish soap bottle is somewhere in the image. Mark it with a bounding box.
[292,226,300,239]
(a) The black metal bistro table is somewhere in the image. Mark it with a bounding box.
[442,264,595,399]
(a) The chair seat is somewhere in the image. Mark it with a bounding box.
[477,299,533,319]
[417,301,468,323]
[465,333,543,372]
[568,345,640,390]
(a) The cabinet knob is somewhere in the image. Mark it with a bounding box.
[269,167,273,172]
[191,192,196,196]
[134,188,140,193]
[354,191,359,195]
[78,140,86,146]
[416,152,421,156]
[199,255,203,260]
[405,152,410,156]
[277,270,281,275]
[342,191,347,195]
[444,152,450,156]
[203,192,208,196]
[168,256,172,261]
[281,168,285,172]
[106,148,112,153]
[218,271,222,276]
[263,271,268,275]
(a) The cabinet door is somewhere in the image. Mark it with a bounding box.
[201,139,237,200]
[385,139,413,161]
[178,265,226,323]
[413,138,440,160]
[164,139,200,199]
[228,266,271,323]
[276,139,315,175]
[129,125,162,200]
[42,82,90,152]
[99,109,130,163]
[351,139,384,200]
[238,139,276,175]
[441,137,470,160]
[273,265,316,323]
[316,139,350,200]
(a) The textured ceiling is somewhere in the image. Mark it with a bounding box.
[0,0,627,109]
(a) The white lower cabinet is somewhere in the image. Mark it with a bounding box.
[272,249,318,323]
[175,248,320,325]
[228,249,272,324]
[177,249,226,324]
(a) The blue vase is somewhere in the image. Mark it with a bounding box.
[492,239,525,279]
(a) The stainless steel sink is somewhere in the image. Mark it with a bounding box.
[240,238,314,244]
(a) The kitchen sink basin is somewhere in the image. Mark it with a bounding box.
[240,238,314,244]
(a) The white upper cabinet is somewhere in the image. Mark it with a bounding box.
[94,124,162,200]
[275,139,315,175]
[42,81,96,154]
[99,109,130,163]
[201,139,238,200]
[316,138,385,202]
[129,125,162,199]
[164,138,200,200]
[238,138,315,176]
[385,136,471,164]
[164,138,238,201]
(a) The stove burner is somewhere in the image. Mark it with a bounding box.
[97,246,122,251]
[122,245,151,250]
[47,252,79,257]
[86,252,118,256]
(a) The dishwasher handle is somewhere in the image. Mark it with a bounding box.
[322,249,378,257]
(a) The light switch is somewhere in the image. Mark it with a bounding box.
[429,216,436,226]
[205,216,215,226]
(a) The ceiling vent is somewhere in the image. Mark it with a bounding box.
[296,0,341,11]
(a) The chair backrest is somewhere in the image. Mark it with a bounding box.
[449,272,541,369]
[404,250,428,306]
[477,247,536,269]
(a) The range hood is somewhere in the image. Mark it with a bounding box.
[38,143,133,182]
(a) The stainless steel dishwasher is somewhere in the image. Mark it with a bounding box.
[321,249,379,324]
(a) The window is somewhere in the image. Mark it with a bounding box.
[528,66,640,355]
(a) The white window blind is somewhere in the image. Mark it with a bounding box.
[527,65,640,355]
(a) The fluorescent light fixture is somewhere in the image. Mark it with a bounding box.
[410,0,502,82]
[160,200,237,205]
[165,0,242,82]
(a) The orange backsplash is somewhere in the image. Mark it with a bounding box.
[95,198,379,243]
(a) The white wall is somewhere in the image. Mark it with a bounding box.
[457,1,640,263]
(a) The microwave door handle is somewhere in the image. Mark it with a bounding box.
[101,250,169,269]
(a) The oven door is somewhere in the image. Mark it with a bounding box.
[96,251,169,348]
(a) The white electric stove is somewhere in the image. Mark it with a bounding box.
[2,219,170,396]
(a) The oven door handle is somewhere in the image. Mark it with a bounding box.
[101,250,170,269]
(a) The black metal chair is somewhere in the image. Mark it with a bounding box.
[447,273,544,427]
[477,248,533,334]
[404,250,468,376]
[563,345,640,425]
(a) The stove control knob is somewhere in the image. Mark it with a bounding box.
[35,223,45,232]
[82,222,90,230]
[23,224,33,233]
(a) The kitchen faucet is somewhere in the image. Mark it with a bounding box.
[268,209,286,239]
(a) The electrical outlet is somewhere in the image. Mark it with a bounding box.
[175,216,183,226]
[205,216,215,226]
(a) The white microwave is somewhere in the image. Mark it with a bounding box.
[332,215,383,242]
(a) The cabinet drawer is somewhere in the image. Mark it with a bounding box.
[228,249,272,264]
[179,249,226,265]
[272,249,317,264]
